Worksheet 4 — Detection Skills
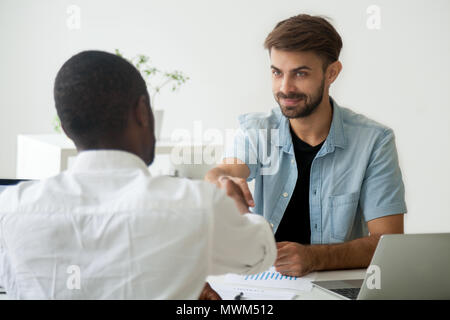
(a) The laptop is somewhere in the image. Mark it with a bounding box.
[312,233,450,300]
[0,179,31,294]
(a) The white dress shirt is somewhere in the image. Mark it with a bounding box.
[0,150,276,299]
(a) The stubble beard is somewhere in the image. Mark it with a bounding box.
[276,79,325,119]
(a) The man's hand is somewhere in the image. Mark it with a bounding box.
[198,282,222,300]
[274,242,315,277]
[217,175,254,214]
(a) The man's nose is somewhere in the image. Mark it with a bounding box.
[279,76,295,95]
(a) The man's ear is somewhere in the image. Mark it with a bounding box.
[134,95,151,128]
[60,122,72,140]
[325,60,342,86]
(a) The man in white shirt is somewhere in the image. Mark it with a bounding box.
[0,50,276,299]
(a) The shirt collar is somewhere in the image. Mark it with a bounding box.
[69,150,150,173]
[325,97,347,151]
[275,97,347,154]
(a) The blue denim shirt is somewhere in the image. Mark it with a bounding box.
[223,98,407,244]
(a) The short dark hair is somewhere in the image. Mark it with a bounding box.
[264,14,343,70]
[54,50,149,147]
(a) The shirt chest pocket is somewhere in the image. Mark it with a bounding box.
[329,191,360,242]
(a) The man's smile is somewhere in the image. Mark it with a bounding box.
[281,98,304,106]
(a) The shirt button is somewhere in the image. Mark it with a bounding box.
[270,223,274,228]
[291,159,295,164]
[282,192,288,198]
[313,190,317,195]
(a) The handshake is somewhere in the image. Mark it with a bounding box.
[214,176,255,214]
[205,161,255,215]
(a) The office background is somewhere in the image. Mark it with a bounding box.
[0,0,449,234]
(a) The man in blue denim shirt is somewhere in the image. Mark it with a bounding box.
[206,14,406,277]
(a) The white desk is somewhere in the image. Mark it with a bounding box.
[0,269,366,300]
[207,268,367,300]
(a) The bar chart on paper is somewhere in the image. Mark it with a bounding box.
[225,267,314,291]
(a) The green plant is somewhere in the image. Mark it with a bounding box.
[115,49,190,109]
[53,114,62,134]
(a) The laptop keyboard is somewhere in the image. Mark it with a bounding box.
[329,288,361,300]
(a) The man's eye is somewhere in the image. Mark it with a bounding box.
[272,70,281,76]
[296,72,306,77]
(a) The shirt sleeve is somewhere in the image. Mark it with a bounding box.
[359,128,407,221]
[222,127,259,182]
[208,188,276,276]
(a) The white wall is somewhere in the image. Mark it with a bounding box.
[0,0,449,233]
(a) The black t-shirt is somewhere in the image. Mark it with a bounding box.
[274,128,324,245]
